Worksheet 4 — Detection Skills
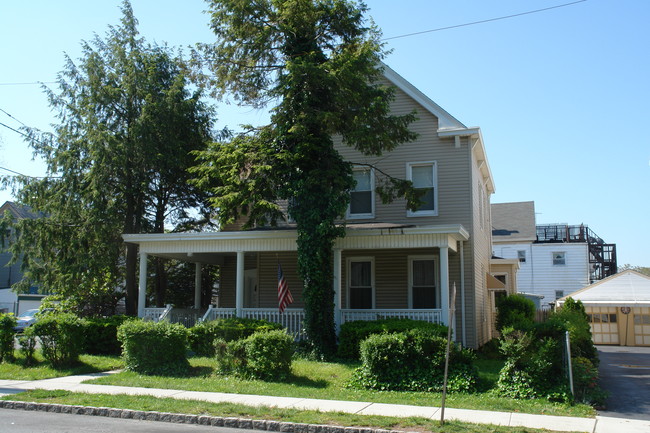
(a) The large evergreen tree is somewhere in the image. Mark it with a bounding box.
[3,1,214,315]
[192,0,417,355]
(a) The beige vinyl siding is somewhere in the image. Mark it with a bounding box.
[218,253,258,308]
[335,82,473,228]
[340,248,462,311]
[467,148,494,348]
[257,252,304,308]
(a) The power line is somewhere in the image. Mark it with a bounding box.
[0,108,27,127]
[382,0,587,41]
[0,81,56,86]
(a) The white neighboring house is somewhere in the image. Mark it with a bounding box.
[491,201,617,308]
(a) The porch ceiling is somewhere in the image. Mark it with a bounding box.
[123,223,469,259]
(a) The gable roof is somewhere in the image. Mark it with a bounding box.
[0,201,41,220]
[491,201,537,243]
[381,64,495,194]
[558,270,650,305]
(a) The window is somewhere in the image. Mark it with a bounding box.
[409,257,437,308]
[555,290,564,299]
[348,258,373,309]
[552,252,566,265]
[494,274,507,285]
[348,168,374,218]
[407,162,437,216]
[517,250,526,263]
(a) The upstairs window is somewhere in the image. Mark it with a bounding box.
[552,252,566,266]
[407,161,437,216]
[348,168,374,218]
[518,250,526,263]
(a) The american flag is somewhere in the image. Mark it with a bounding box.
[278,262,293,313]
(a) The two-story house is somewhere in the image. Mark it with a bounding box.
[124,65,497,349]
[492,201,617,309]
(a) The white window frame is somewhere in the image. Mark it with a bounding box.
[517,250,526,263]
[552,251,566,266]
[407,255,439,309]
[346,257,375,309]
[347,167,375,219]
[406,161,438,217]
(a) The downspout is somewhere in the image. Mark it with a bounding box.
[460,240,467,347]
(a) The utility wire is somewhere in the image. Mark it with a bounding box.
[382,0,587,41]
[0,82,56,86]
[0,108,27,127]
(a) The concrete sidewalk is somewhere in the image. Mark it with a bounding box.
[1,373,649,433]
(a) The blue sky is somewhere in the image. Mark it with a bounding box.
[0,0,648,267]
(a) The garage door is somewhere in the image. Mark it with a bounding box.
[634,307,650,346]
[587,307,619,345]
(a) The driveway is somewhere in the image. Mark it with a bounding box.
[597,345,650,421]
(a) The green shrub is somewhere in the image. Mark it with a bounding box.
[495,327,568,401]
[31,312,85,368]
[337,318,448,360]
[117,320,189,375]
[0,313,17,363]
[17,328,37,366]
[572,356,607,405]
[215,330,294,381]
[496,294,535,331]
[82,315,130,355]
[188,317,283,357]
[549,298,598,365]
[350,329,477,392]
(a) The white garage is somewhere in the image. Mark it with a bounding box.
[558,270,650,347]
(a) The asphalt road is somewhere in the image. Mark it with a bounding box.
[0,409,258,433]
[597,345,650,421]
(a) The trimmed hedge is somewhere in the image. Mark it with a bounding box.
[215,330,294,381]
[117,320,189,375]
[496,294,535,331]
[188,317,283,357]
[0,313,17,362]
[31,312,85,368]
[82,315,130,355]
[337,318,448,360]
[349,329,477,392]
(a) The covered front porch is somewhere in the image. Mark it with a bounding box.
[124,223,469,338]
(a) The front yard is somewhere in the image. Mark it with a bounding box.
[80,356,594,418]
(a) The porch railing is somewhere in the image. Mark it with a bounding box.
[143,306,170,322]
[201,305,236,322]
[340,308,442,324]
[243,308,305,339]
[165,308,206,328]
[200,307,305,339]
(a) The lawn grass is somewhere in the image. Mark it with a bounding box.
[1,389,582,433]
[86,356,594,418]
[0,351,124,380]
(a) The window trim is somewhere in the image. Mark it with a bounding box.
[347,167,375,219]
[346,257,375,309]
[406,161,438,217]
[407,255,438,309]
[552,251,566,266]
[517,250,526,263]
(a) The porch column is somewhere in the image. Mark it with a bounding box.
[137,252,147,318]
[194,262,202,309]
[236,251,245,317]
[440,246,450,326]
[333,248,342,330]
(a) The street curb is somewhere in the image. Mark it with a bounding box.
[0,400,415,433]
